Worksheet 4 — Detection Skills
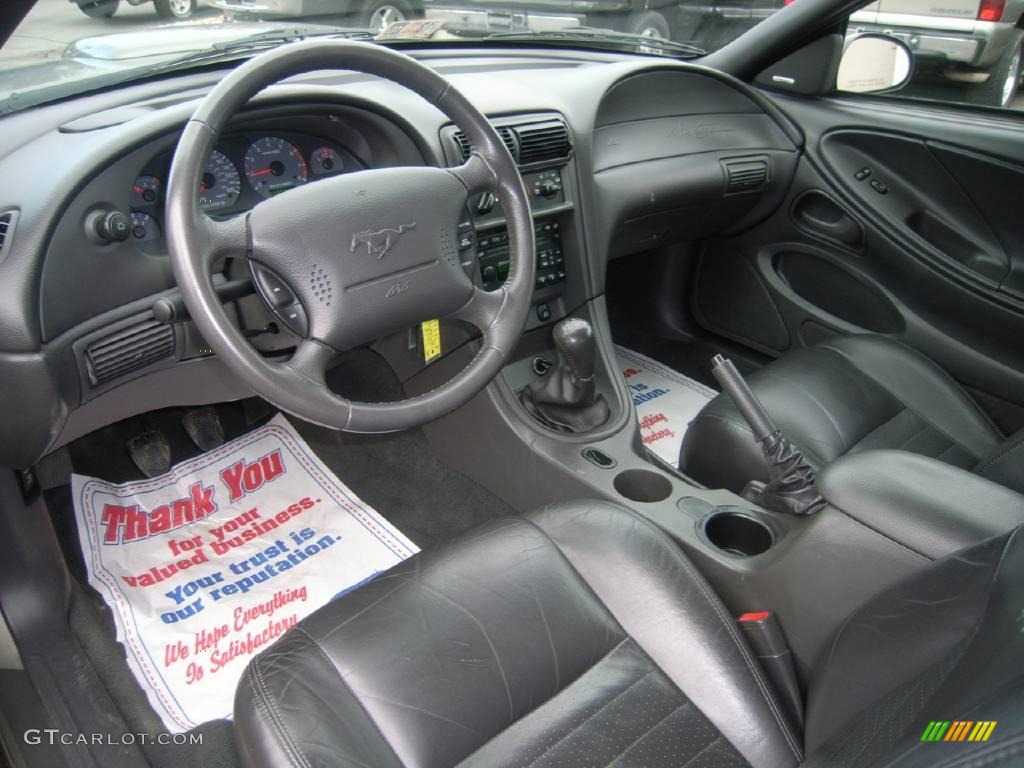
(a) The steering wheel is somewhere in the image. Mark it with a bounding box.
[165,40,535,432]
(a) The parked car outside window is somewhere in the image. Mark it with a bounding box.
[73,0,198,20]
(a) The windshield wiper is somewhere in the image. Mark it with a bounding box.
[479,27,705,57]
[147,28,376,76]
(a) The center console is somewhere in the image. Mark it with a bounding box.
[442,116,578,320]
[474,217,565,293]
[440,115,625,437]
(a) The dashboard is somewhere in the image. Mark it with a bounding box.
[0,49,801,469]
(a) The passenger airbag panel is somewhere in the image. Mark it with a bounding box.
[594,114,791,172]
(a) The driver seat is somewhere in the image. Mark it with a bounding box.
[234,502,1024,768]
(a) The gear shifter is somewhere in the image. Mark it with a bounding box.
[520,318,610,433]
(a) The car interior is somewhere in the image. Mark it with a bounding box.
[1,0,1023,766]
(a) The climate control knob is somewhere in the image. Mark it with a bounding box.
[538,179,561,198]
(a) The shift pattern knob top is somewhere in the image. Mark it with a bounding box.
[553,317,596,383]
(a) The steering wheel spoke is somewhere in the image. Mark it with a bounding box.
[199,212,250,266]
[449,153,499,197]
[280,339,335,385]
[450,285,506,333]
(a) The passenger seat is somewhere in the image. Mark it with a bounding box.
[679,334,1024,495]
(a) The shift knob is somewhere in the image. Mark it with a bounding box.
[553,317,596,383]
[520,316,608,432]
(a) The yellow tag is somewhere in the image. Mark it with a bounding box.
[421,319,442,363]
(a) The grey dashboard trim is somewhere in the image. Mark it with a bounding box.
[50,356,256,453]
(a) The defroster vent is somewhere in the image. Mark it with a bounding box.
[85,319,175,386]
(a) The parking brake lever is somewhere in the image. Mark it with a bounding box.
[710,355,826,516]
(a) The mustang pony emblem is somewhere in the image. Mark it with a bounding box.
[350,223,416,259]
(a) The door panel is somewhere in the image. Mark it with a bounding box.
[819,130,1013,285]
[691,94,1024,432]
[927,143,1024,295]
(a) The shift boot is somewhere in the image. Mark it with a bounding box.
[520,318,610,433]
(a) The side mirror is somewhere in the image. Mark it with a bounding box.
[837,33,913,94]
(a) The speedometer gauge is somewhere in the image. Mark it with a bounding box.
[244,137,309,197]
[198,150,241,211]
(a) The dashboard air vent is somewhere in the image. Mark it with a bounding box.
[723,157,769,195]
[452,127,517,162]
[0,210,17,263]
[514,120,571,165]
[85,319,175,386]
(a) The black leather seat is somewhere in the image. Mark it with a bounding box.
[234,501,1024,768]
[679,334,1024,496]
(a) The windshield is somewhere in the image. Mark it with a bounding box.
[0,0,776,114]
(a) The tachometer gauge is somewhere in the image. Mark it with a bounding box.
[130,212,161,242]
[310,147,343,175]
[244,137,309,197]
[198,150,242,212]
[131,175,161,207]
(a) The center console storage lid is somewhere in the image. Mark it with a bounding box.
[818,450,1024,560]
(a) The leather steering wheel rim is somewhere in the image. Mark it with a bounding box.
[165,40,535,432]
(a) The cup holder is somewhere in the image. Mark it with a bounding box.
[613,468,672,503]
[703,508,774,557]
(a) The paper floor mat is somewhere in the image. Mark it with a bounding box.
[72,414,418,732]
[616,345,718,466]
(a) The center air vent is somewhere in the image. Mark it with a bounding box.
[85,319,175,386]
[453,126,517,162]
[723,157,769,195]
[451,116,571,167]
[514,120,571,165]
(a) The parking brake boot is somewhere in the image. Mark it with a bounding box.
[521,318,610,433]
[710,354,826,516]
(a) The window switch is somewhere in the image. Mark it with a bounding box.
[870,179,888,194]
[854,167,872,181]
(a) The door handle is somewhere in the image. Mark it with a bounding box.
[791,191,863,248]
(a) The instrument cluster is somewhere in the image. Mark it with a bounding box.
[128,132,365,251]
